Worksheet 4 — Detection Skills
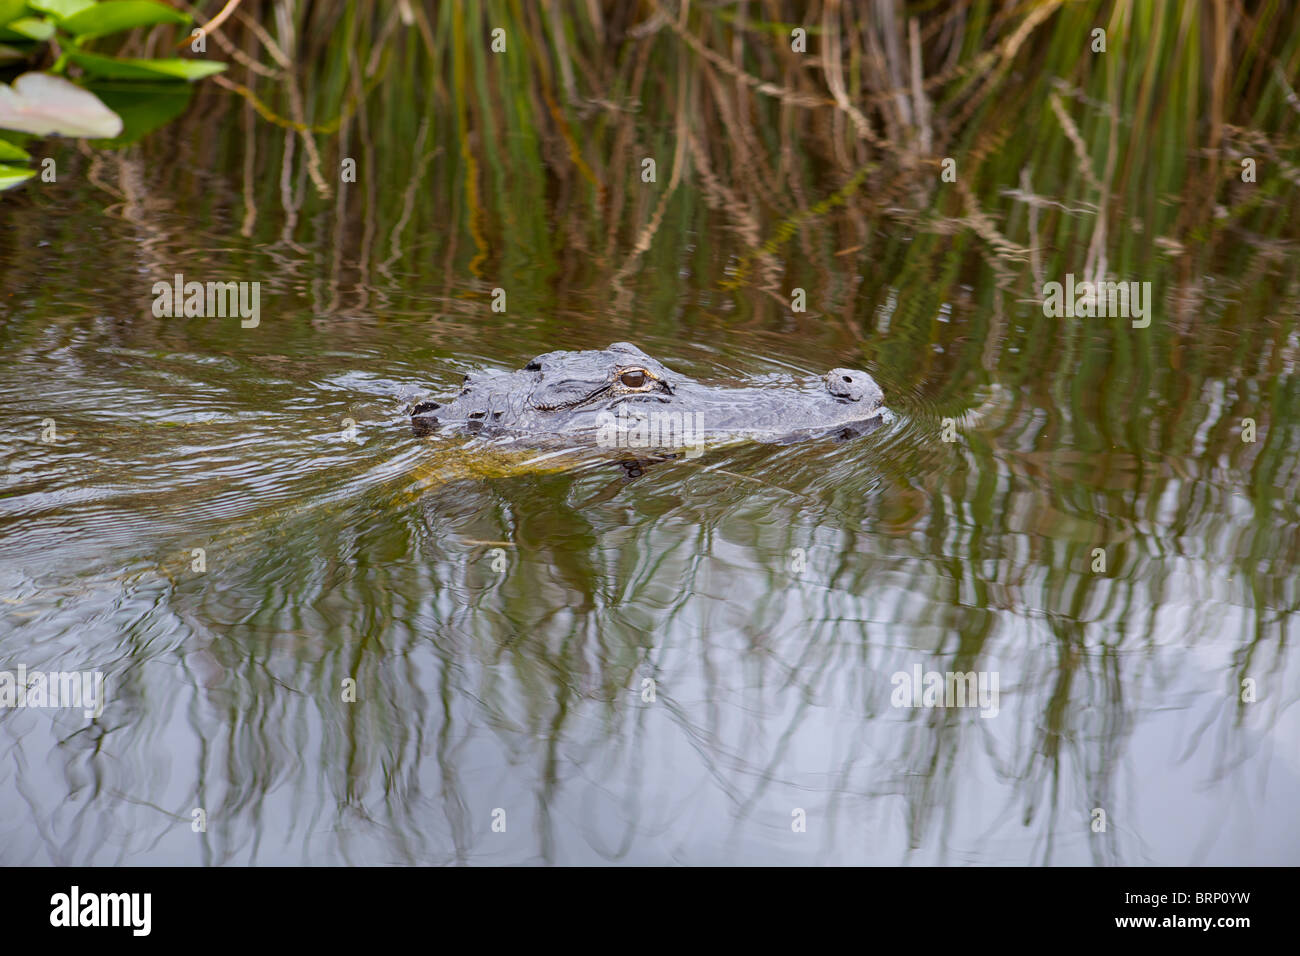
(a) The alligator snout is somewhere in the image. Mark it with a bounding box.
[825,368,883,407]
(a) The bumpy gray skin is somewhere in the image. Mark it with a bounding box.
[411,342,886,445]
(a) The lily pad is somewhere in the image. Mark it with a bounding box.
[0,72,123,137]
[66,48,225,81]
[62,1,189,40]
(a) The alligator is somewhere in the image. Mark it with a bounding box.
[410,342,887,456]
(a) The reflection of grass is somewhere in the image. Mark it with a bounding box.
[6,1,1299,863]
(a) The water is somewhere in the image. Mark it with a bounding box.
[3,17,1300,864]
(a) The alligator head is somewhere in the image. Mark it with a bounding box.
[410,342,886,451]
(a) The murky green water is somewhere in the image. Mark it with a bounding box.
[3,5,1300,864]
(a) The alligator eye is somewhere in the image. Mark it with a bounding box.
[620,369,649,388]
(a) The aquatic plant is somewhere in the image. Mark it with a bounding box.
[0,0,225,187]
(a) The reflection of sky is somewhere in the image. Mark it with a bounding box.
[2,431,1297,864]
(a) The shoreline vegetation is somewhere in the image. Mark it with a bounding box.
[4,1,1297,296]
[0,2,1298,868]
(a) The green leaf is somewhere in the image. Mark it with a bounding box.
[62,1,188,40]
[0,162,36,190]
[66,48,225,80]
[29,0,95,20]
[0,16,54,40]
[0,137,29,159]
[0,0,30,29]
[85,79,190,146]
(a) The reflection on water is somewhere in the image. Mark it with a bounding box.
[2,2,1300,864]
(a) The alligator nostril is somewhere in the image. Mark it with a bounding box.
[468,411,485,420]
[525,361,542,371]
[843,375,853,383]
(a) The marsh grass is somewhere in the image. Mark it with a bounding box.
[131,2,1298,320]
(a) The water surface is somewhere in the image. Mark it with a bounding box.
[1,2,1298,865]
